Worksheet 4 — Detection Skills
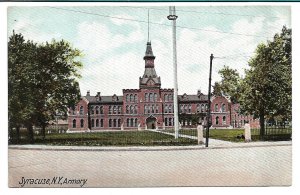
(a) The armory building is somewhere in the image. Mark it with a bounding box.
[67,41,259,132]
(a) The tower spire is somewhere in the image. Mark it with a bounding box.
[147,9,150,42]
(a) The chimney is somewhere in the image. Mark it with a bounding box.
[96,92,101,101]
[197,89,202,96]
[86,90,90,96]
[96,92,101,97]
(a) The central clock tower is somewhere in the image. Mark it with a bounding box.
[139,42,161,89]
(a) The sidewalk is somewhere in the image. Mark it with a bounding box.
[8,139,292,152]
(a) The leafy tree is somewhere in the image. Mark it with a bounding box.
[212,66,241,103]
[8,32,82,143]
[239,26,292,138]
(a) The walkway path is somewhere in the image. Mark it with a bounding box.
[148,129,235,147]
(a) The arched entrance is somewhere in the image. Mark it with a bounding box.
[146,116,157,129]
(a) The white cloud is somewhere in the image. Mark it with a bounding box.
[9,18,62,43]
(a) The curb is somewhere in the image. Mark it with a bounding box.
[8,142,292,152]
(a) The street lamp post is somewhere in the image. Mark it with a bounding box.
[168,6,179,139]
[206,54,214,147]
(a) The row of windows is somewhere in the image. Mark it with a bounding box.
[109,119,122,127]
[126,105,138,114]
[164,105,173,113]
[164,94,173,102]
[72,119,84,128]
[144,104,159,114]
[180,104,192,113]
[214,104,226,112]
[215,116,227,125]
[108,106,122,114]
[91,119,104,127]
[91,106,104,115]
[127,118,138,127]
[126,94,138,103]
[164,118,174,126]
[145,93,158,102]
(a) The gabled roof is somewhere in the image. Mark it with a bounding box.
[177,94,208,102]
[84,95,123,104]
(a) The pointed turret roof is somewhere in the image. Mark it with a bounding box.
[143,42,155,60]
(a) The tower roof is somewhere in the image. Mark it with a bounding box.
[143,42,155,60]
[140,42,161,89]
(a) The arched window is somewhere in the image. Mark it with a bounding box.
[80,119,84,128]
[223,116,226,124]
[113,119,117,127]
[100,119,103,127]
[145,93,148,102]
[215,104,219,112]
[169,118,172,126]
[165,105,168,113]
[91,119,95,127]
[113,106,117,114]
[130,94,133,102]
[96,119,99,127]
[144,105,147,114]
[154,93,157,102]
[188,105,191,113]
[196,104,200,113]
[165,118,168,126]
[126,105,129,114]
[216,116,219,125]
[134,94,137,103]
[149,93,153,102]
[168,94,172,102]
[109,106,113,114]
[205,104,208,112]
[109,119,112,127]
[156,105,159,113]
[72,119,76,128]
[118,119,121,127]
[79,106,84,115]
[95,106,99,114]
[164,94,168,102]
[180,105,183,113]
[151,105,155,113]
[100,106,103,114]
[134,105,138,114]
[169,105,172,113]
[184,105,188,113]
[130,105,133,114]
[135,118,138,127]
[201,104,205,112]
[126,94,129,102]
[222,104,226,112]
[118,106,122,114]
[91,106,94,115]
[127,118,130,127]
[130,118,134,127]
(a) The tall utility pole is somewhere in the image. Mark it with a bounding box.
[206,54,214,147]
[167,6,179,139]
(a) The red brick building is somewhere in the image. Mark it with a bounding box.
[67,42,259,132]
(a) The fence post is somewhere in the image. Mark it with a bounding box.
[244,123,251,142]
[197,124,204,145]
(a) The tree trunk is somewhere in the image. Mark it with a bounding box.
[42,125,46,141]
[27,124,34,144]
[16,126,20,144]
[259,112,265,140]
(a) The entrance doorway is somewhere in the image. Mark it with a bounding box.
[146,116,156,129]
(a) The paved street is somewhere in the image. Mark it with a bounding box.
[8,143,292,187]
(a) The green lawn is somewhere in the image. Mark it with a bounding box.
[9,130,197,146]
[164,128,292,142]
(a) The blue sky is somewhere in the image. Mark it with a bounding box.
[7,6,291,96]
